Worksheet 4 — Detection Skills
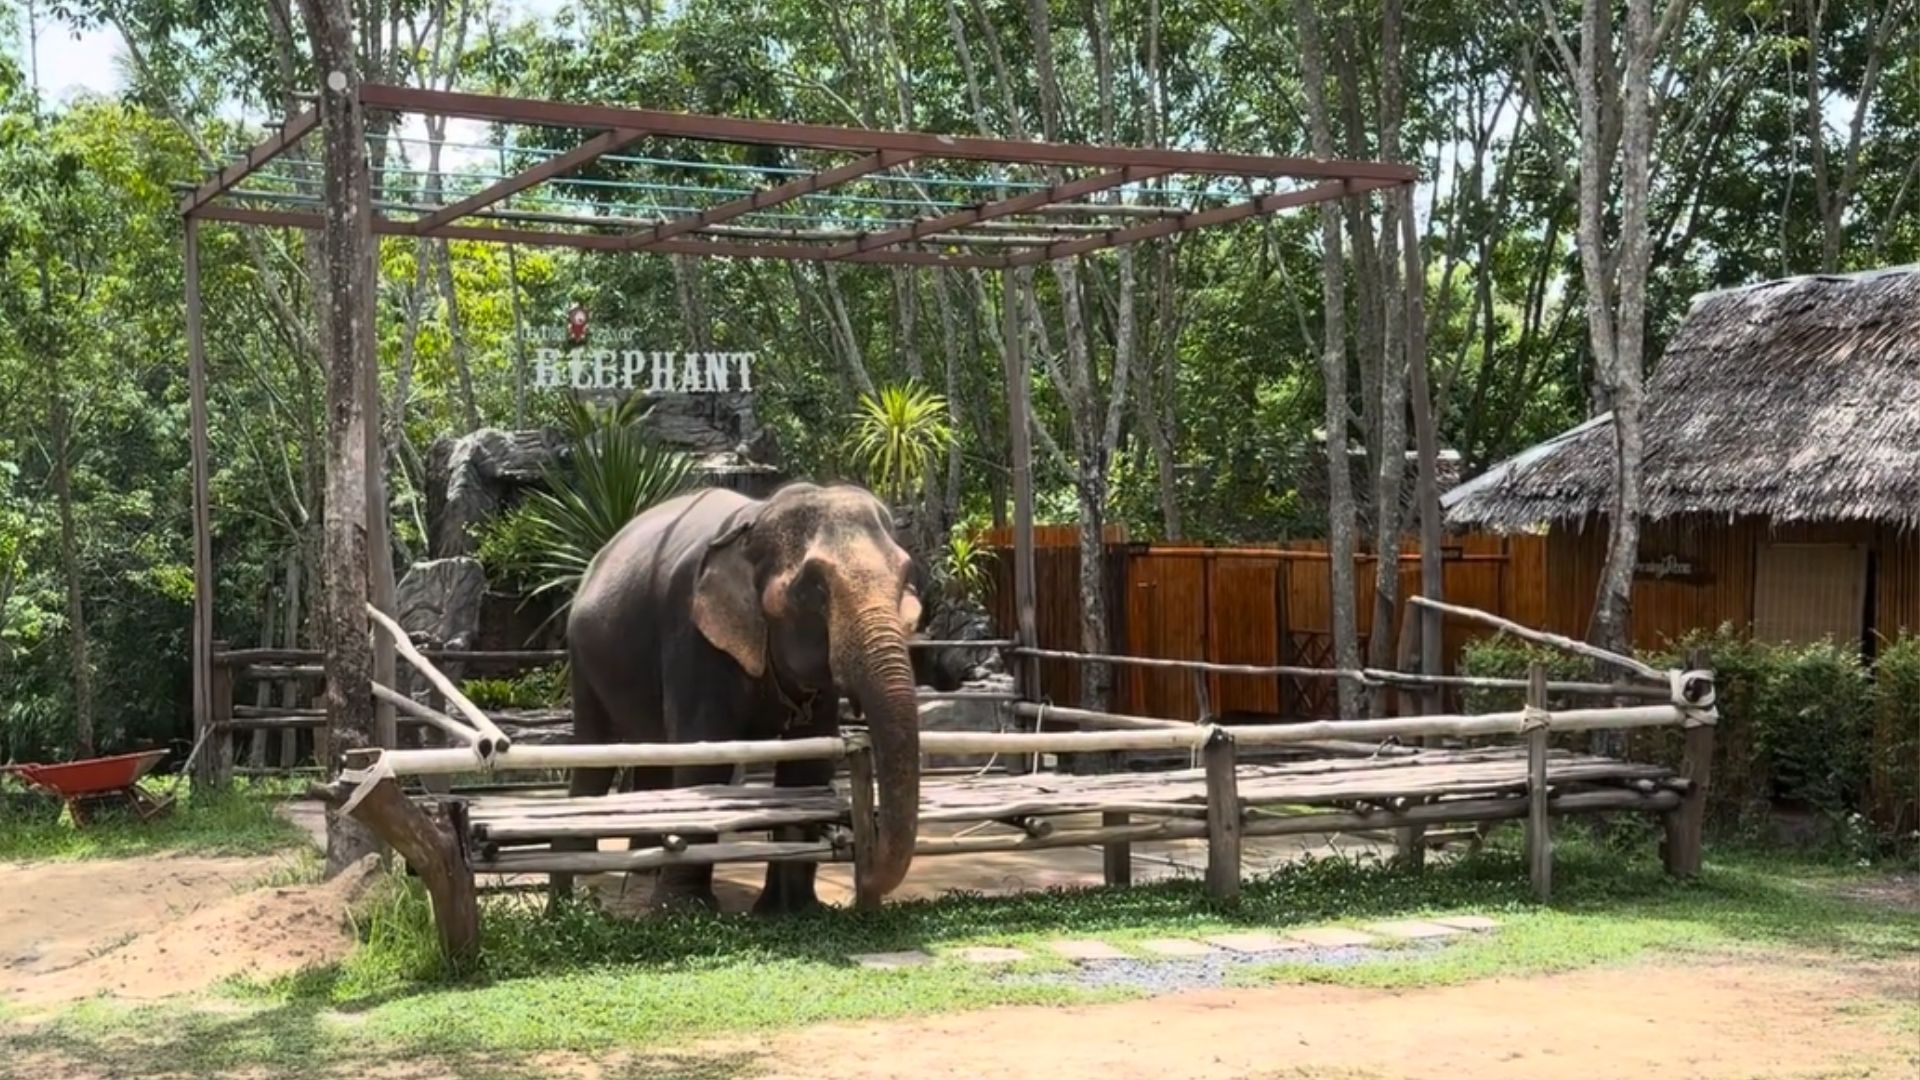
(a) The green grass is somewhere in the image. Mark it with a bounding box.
[0,779,313,862]
[4,835,1914,1078]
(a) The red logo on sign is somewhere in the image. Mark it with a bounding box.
[566,304,589,344]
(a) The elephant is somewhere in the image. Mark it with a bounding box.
[555,481,924,914]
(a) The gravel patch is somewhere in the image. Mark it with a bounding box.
[1010,941,1444,995]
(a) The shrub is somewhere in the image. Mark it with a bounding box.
[471,502,548,596]
[1463,625,1881,831]
[463,665,570,710]
[1871,635,1920,839]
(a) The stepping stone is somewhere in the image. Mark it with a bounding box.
[1432,915,1500,932]
[850,950,932,970]
[1048,939,1130,962]
[1285,926,1379,949]
[1204,932,1304,955]
[951,946,1029,964]
[1138,938,1217,957]
[1366,919,1462,940]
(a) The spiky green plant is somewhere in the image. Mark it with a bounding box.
[846,383,953,504]
[937,529,991,604]
[519,398,695,604]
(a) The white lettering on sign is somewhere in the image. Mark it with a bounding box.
[523,345,758,396]
[1634,554,1697,580]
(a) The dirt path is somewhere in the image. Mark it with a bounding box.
[711,956,1917,1080]
[0,851,372,1005]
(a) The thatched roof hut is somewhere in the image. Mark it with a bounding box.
[1444,266,1920,531]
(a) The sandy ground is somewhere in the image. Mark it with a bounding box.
[5,808,1913,1079]
[712,956,1919,1080]
[0,851,375,1005]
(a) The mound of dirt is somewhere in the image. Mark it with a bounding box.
[15,854,383,1004]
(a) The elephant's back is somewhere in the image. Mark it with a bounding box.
[570,487,756,634]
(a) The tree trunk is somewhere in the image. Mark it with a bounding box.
[1293,0,1363,718]
[299,0,382,875]
[49,388,92,757]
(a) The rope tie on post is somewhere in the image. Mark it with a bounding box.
[338,752,396,816]
[1670,668,1718,728]
[1520,704,1551,733]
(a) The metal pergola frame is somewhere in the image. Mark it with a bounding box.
[180,83,1417,756]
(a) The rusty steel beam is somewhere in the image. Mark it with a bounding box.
[413,127,649,235]
[1003,177,1401,266]
[194,204,1011,267]
[626,150,915,251]
[830,165,1173,261]
[180,110,320,216]
[359,84,1420,184]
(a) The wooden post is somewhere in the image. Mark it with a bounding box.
[1001,270,1039,701]
[1525,662,1551,901]
[1203,727,1241,901]
[184,216,216,792]
[1102,810,1132,886]
[847,734,881,911]
[201,642,235,788]
[333,770,479,964]
[1665,647,1714,877]
[1392,619,1426,868]
[279,550,301,769]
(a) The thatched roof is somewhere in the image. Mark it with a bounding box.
[1444,265,1920,531]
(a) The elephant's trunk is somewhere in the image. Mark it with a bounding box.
[835,600,920,897]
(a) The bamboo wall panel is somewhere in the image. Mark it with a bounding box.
[1123,553,1211,721]
[1206,556,1284,717]
[1876,526,1919,640]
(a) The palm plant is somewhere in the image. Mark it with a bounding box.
[936,529,991,605]
[846,383,954,505]
[519,398,695,604]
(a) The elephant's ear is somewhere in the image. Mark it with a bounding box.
[693,519,767,678]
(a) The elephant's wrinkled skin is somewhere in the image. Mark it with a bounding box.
[556,483,923,913]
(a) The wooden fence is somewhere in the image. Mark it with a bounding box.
[987,531,1549,721]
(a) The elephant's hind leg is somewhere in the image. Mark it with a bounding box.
[548,682,619,912]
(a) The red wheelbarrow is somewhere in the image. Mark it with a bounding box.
[2,749,174,826]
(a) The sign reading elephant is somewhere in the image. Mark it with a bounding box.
[557,483,923,912]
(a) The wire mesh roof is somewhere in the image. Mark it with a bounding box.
[183,85,1417,269]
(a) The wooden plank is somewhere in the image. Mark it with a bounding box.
[848,738,881,910]
[1203,729,1242,901]
[1526,663,1552,901]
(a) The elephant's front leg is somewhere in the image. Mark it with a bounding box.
[754,755,835,915]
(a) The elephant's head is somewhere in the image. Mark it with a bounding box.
[691,483,923,896]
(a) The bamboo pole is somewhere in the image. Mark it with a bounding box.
[1409,595,1665,682]
[365,603,510,755]
[371,681,482,746]
[1011,702,1191,730]
[1526,663,1552,901]
[1014,646,1377,684]
[364,704,1693,777]
[185,216,215,793]
[1203,729,1241,900]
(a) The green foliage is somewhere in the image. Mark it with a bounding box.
[933,528,990,605]
[1870,636,1920,839]
[1464,627,1888,832]
[845,383,953,505]
[514,398,695,605]
[463,665,570,710]
[470,502,549,597]
[1455,635,1595,713]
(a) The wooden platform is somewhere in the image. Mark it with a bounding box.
[457,746,1683,874]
